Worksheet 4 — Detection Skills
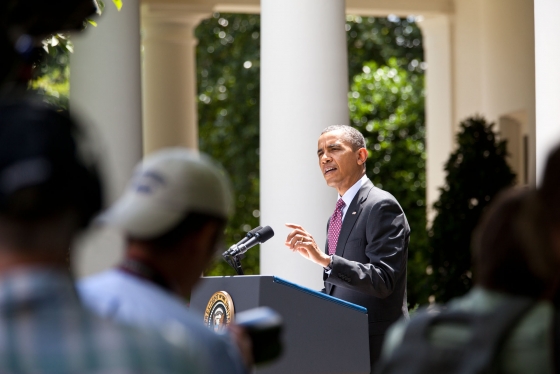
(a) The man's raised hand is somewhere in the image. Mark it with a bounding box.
[284,223,331,268]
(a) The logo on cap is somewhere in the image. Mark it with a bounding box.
[132,171,167,195]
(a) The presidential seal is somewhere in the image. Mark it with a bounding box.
[204,291,235,332]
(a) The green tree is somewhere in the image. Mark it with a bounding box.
[428,116,516,303]
[346,15,424,84]
[196,13,261,275]
[349,59,429,306]
[30,36,73,109]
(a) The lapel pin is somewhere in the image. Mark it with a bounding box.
[352,211,356,215]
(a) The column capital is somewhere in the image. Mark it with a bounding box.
[141,3,202,154]
[416,13,452,33]
[141,3,212,46]
[141,3,213,26]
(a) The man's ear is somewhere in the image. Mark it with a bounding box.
[191,221,222,259]
[357,148,368,165]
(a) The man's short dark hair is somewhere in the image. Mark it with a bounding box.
[471,188,549,298]
[321,125,366,151]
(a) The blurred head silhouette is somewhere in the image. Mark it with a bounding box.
[532,145,560,298]
[0,99,101,264]
[472,187,556,299]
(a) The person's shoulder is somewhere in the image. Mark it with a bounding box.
[498,299,554,372]
[173,309,242,356]
[509,299,554,339]
[77,269,121,308]
[361,182,404,215]
[81,307,210,373]
[150,310,246,374]
[165,308,221,341]
[367,184,399,204]
[382,293,554,374]
[78,269,183,326]
[78,268,124,291]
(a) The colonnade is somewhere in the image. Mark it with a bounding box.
[70,0,560,288]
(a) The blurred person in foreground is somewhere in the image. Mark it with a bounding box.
[78,148,252,374]
[534,144,560,371]
[0,99,206,373]
[376,188,556,374]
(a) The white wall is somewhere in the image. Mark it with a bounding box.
[418,15,453,220]
[453,0,536,183]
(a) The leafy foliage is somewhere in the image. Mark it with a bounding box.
[93,0,122,13]
[348,59,429,306]
[195,14,261,276]
[346,15,429,306]
[30,35,72,109]
[427,116,516,302]
[346,15,424,84]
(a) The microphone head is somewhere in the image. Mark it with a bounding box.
[248,226,263,237]
[256,226,274,243]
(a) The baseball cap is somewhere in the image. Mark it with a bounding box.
[99,148,233,239]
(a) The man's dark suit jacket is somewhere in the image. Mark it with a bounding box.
[323,178,410,369]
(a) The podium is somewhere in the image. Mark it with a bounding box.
[191,275,370,374]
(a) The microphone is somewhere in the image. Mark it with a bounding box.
[238,226,262,246]
[224,226,262,256]
[227,226,274,257]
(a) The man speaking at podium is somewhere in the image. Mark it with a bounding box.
[285,125,410,370]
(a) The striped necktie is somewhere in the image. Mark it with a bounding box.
[328,199,346,255]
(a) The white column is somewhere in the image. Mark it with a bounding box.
[260,0,348,289]
[534,0,560,183]
[70,1,143,277]
[417,16,454,221]
[452,0,485,124]
[142,5,211,154]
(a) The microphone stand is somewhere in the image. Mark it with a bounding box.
[232,255,244,275]
[223,250,244,275]
[223,225,273,276]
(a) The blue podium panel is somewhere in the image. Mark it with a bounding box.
[191,275,370,374]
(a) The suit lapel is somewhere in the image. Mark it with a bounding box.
[335,179,374,258]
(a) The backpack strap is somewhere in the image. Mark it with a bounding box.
[376,296,535,374]
[459,297,535,374]
[553,310,560,373]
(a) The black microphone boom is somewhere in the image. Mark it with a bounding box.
[224,226,262,256]
[228,226,274,257]
[238,226,262,246]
